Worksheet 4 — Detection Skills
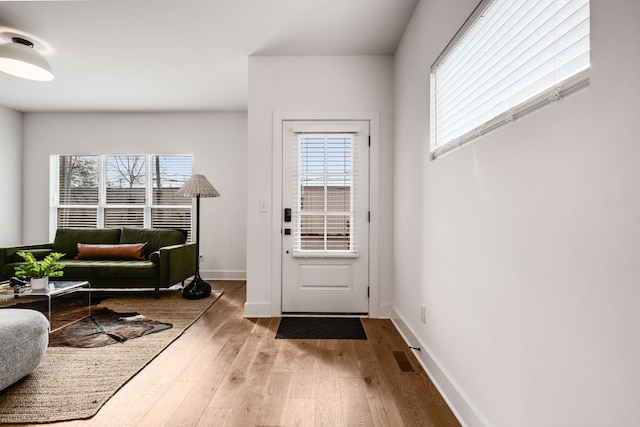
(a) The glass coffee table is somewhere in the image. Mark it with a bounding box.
[1,280,91,332]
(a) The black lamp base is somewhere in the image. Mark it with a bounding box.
[182,276,211,300]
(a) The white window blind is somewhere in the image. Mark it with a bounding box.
[430,0,590,159]
[57,155,99,205]
[292,133,358,256]
[57,208,97,229]
[53,155,99,232]
[50,154,193,241]
[104,208,144,228]
[151,155,193,239]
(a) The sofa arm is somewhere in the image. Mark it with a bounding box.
[157,243,196,288]
[0,244,53,280]
[149,251,160,264]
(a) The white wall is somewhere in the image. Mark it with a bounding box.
[0,106,22,246]
[393,0,640,426]
[22,112,247,279]
[246,56,394,316]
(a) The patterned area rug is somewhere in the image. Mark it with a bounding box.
[0,288,222,423]
[7,294,174,348]
[275,317,367,339]
[48,306,173,347]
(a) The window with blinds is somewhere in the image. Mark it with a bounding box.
[151,155,192,238]
[50,154,192,241]
[294,134,356,254]
[430,0,590,159]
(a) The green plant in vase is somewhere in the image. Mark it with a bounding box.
[14,251,66,290]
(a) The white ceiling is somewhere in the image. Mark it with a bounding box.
[0,0,418,113]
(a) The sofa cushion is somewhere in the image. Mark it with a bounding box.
[61,260,158,279]
[53,229,122,259]
[120,228,186,259]
[75,243,146,261]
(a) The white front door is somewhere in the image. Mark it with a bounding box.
[281,120,369,314]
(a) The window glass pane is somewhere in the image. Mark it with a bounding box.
[59,156,99,205]
[326,137,351,174]
[300,184,323,211]
[104,208,144,228]
[300,138,325,175]
[152,155,192,205]
[106,155,146,204]
[58,208,97,228]
[326,179,350,212]
[327,215,350,250]
[300,215,324,250]
[152,208,192,241]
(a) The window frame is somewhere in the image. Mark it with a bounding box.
[430,0,590,160]
[292,133,359,257]
[50,154,193,241]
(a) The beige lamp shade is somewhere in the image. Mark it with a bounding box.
[175,174,220,198]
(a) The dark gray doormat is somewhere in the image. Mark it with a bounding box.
[276,317,367,340]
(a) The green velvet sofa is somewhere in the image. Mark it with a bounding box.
[0,228,196,297]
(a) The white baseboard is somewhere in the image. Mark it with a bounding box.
[390,306,489,427]
[243,302,273,318]
[201,270,246,281]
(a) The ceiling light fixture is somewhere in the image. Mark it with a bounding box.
[0,37,54,81]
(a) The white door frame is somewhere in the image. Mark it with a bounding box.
[271,111,380,317]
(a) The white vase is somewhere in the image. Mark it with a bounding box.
[30,277,49,291]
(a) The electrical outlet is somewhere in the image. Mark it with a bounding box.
[199,255,204,264]
[420,305,426,324]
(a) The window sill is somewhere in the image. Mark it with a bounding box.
[292,250,359,259]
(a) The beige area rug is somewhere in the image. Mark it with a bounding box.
[0,288,222,424]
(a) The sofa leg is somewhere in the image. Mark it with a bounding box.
[155,287,159,299]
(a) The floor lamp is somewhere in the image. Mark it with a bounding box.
[175,174,220,300]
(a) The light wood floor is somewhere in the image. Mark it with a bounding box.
[17,281,460,427]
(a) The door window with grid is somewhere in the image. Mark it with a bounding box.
[294,134,357,255]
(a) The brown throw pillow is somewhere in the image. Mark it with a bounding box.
[75,243,147,260]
